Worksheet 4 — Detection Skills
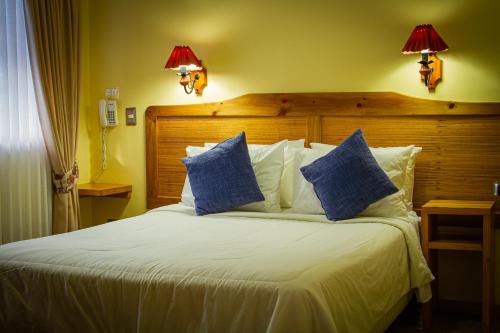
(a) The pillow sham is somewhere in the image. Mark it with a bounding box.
[300,129,398,220]
[310,142,421,210]
[182,132,264,215]
[280,140,305,207]
[205,139,305,208]
[404,146,422,210]
[288,149,328,214]
[290,145,410,219]
[183,139,287,213]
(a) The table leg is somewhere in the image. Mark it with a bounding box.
[421,212,432,329]
[482,213,493,333]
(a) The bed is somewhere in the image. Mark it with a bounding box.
[1,205,429,332]
[2,92,500,332]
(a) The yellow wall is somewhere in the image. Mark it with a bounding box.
[77,0,500,303]
[78,0,92,227]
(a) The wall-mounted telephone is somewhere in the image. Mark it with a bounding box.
[99,99,118,170]
[99,99,118,127]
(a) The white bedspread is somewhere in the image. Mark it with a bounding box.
[0,204,433,333]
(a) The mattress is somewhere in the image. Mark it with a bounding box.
[0,204,433,333]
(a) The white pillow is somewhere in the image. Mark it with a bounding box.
[281,140,305,207]
[311,142,421,210]
[182,140,287,213]
[404,147,422,210]
[290,145,413,219]
[288,149,327,214]
[205,139,305,208]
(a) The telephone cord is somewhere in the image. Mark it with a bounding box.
[102,127,107,170]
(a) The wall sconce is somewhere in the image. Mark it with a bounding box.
[165,46,207,96]
[402,24,448,91]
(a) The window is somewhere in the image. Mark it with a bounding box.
[0,0,51,243]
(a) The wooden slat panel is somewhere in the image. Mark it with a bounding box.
[321,116,441,210]
[320,116,500,212]
[146,92,500,211]
[149,117,309,207]
[157,117,308,143]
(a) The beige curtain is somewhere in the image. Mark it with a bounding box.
[24,0,81,233]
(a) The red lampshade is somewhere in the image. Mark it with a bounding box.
[402,24,448,54]
[165,46,203,71]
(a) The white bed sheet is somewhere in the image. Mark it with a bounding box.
[0,204,433,333]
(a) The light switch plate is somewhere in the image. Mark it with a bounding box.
[125,107,136,126]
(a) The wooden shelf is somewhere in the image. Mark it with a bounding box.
[429,239,482,252]
[78,183,132,198]
[422,200,495,216]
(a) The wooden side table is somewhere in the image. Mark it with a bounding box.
[78,183,132,198]
[421,200,495,333]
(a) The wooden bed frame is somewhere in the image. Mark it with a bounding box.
[145,92,500,215]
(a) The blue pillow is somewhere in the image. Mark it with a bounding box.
[300,129,398,220]
[182,132,265,215]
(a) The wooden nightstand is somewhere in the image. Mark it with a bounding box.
[421,200,495,333]
[78,183,132,198]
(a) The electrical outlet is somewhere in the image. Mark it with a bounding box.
[125,107,136,125]
[105,87,119,99]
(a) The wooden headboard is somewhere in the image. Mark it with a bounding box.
[146,92,500,214]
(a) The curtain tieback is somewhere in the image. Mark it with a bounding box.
[53,161,79,193]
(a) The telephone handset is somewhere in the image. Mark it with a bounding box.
[99,99,118,127]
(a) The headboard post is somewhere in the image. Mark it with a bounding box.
[307,115,322,145]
